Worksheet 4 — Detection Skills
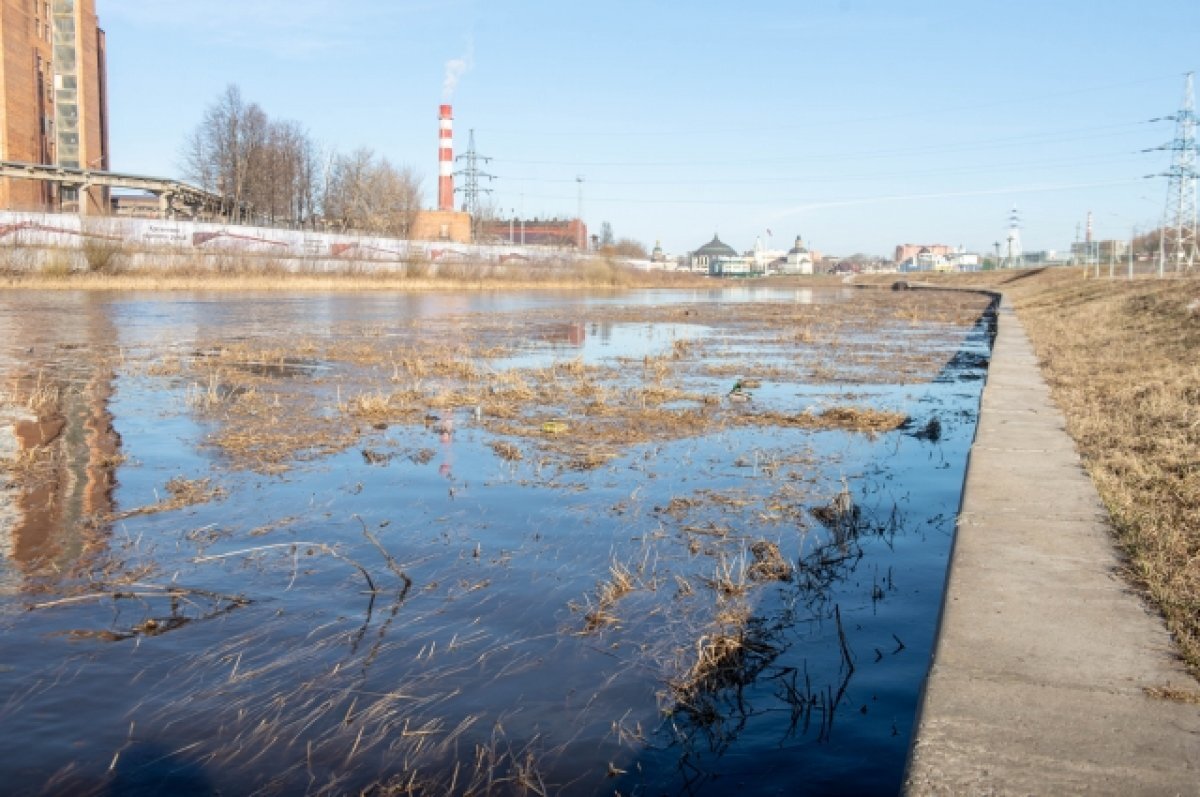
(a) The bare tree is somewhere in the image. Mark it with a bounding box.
[323,148,422,236]
[183,84,321,227]
[292,132,322,228]
[608,238,649,259]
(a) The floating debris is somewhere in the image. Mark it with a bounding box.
[811,481,860,531]
[361,448,392,465]
[747,540,793,582]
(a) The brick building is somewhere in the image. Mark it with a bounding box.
[893,243,952,267]
[410,210,472,243]
[479,218,588,248]
[1,0,109,213]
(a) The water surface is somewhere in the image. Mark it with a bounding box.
[0,287,993,795]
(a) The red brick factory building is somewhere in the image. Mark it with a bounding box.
[0,0,109,213]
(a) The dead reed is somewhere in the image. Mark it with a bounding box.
[1,250,710,292]
[739,406,909,433]
[112,476,226,518]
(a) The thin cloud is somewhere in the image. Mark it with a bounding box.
[102,0,353,57]
[767,178,1143,219]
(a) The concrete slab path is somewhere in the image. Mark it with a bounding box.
[904,294,1200,796]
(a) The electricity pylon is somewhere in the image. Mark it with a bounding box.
[455,129,493,241]
[1147,72,1198,272]
[1002,206,1023,269]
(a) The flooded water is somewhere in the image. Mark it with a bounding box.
[0,286,994,795]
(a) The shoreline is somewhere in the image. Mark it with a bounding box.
[0,267,853,293]
[903,291,1200,793]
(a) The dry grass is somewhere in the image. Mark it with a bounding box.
[114,477,226,518]
[1006,270,1200,679]
[489,440,523,462]
[668,601,781,714]
[0,252,710,292]
[153,287,987,473]
[740,406,909,433]
[747,540,793,582]
[576,558,641,632]
[866,267,1200,678]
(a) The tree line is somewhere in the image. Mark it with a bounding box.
[183,84,421,236]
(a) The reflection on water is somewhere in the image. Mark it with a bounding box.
[0,287,993,795]
[0,294,121,583]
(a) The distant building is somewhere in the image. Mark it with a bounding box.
[1022,250,1071,265]
[709,254,757,277]
[781,234,814,275]
[689,233,738,272]
[894,243,953,267]
[1070,239,1127,263]
[411,210,472,243]
[111,192,159,218]
[1,0,109,213]
[478,218,588,248]
[898,245,983,272]
[947,250,981,271]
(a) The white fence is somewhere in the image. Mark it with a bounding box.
[0,211,587,272]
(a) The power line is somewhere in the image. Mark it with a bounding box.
[503,177,1144,208]
[475,74,1180,139]
[485,122,1149,169]
[489,149,1147,187]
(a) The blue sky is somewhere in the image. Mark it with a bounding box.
[101,0,1199,258]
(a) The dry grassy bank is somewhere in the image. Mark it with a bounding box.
[0,251,711,292]
[864,268,1200,678]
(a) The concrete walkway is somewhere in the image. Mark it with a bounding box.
[904,295,1200,795]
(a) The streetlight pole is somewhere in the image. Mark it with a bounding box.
[1158,225,1166,278]
[575,176,584,251]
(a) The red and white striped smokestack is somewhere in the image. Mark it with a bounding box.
[438,104,454,212]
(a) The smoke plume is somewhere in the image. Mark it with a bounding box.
[442,40,474,100]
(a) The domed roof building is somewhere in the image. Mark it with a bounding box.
[689,233,744,274]
[650,240,666,263]
[782,234,814,275]
[694,234,737,261]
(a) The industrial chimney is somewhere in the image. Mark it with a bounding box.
[438,104,454,211]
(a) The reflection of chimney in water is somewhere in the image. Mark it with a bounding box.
[438,104,454,212]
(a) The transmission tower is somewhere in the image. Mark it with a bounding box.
[1147,72,1198,272]
[454,129,494,241]
[1002,206,1023,268]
